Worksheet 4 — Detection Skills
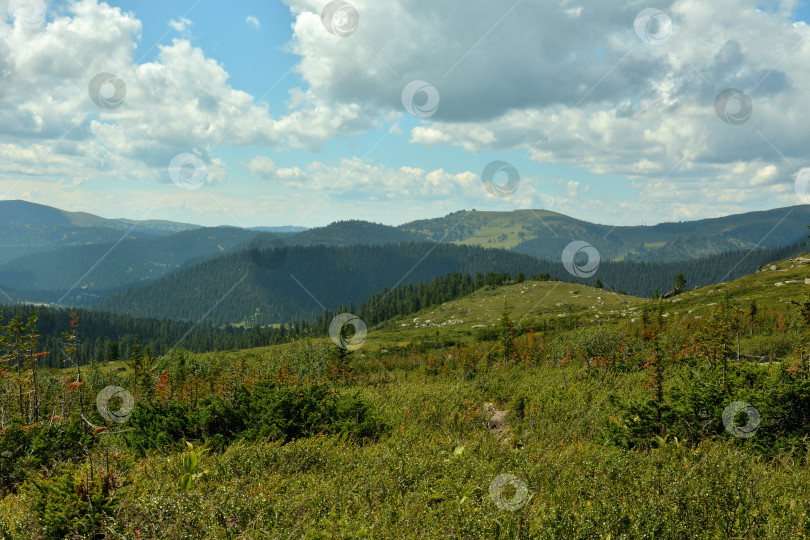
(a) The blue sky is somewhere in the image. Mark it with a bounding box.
[1,0,810,228]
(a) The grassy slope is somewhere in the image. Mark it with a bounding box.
[86,252,810,378]
[11,254,810,538]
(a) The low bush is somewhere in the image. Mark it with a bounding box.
[0,416,93,495]
[127,381,388,454]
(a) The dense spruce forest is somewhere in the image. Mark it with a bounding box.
[0,271,519,366]
[93,240,807,325]
[0,306,293,367]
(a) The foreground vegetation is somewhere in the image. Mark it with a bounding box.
[3,256,810,537]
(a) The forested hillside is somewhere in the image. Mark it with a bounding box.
[286,219,424,246]
[0,227,260,302]
[0,271,518,366]
[400,206,810,262]
[93,241,806,325]
[95,243,547,324]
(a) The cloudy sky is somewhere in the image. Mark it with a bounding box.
[1,0,809,228]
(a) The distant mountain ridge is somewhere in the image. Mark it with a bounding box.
[0,199,305,266]
[399,206,810,262]
[0,199,198,232]
[0,199,200,265]
[2,200,810,316]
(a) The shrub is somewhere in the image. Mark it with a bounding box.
[25,465,119,538]
[127,381,387,454]
[0,416,93,495]
[744,333,795,359]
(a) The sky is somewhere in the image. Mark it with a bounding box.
[1,0,810,228]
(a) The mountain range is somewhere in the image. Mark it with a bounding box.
[1,199,808,324]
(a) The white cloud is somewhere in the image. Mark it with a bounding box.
[168,17,191,32]
[0,0,381,190]
[244,155,305,182]
[1,0,808,225]
[246,15,260,29]
[244,155,487,201]
[279,0,810,215]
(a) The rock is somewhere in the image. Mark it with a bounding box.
[805,278,810,285]
[771,265,781,271]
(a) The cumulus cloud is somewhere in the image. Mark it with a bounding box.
[0,0,379,191]
[244,156,305,182]
[1,0,809,225]
[280,0,810,215]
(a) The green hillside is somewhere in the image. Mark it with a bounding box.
[86,241,805,325]
[361,252,810,354]
[399,206,810,261]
